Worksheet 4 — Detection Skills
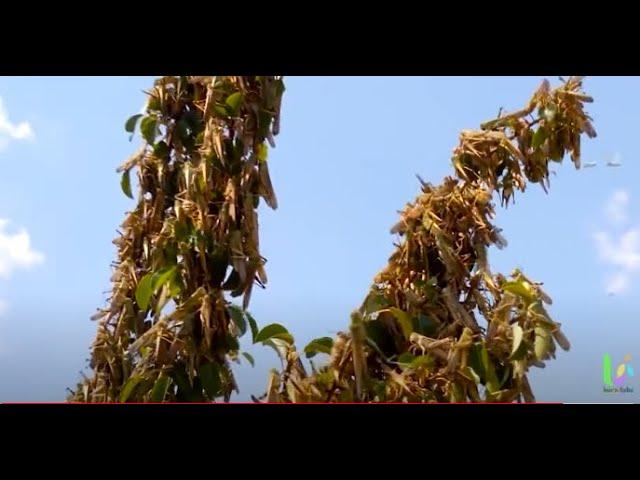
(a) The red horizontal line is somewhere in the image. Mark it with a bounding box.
[2,402,564,405]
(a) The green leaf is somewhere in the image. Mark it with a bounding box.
[168,275,182,298]
[256,143,268,163]
[396,352,415,366]
[364,318,395,358]
[140,116,157,144]
[214,105,228,117]
[274,333,294,345]
[176,117,190,142]
[229,305,247,337]
[409,355,435,370]
[147,97,161,112]
[510,324,526,359]
[246,312,259,343]
[257,110,273,138]
[412,313,438,336]
[304,337,333,359]
[499,365,512,388]
[125,114,143,134]
[364,290,388,314]
[531,126,547,150]
[502,280,537,303]
[528,301,556,326]
[242,352,255,367]
[262,338,290,361]
[120,170,133,199]
[469,343,499,392]
[481,347,500,393]
[135,273,155,311]
[469,344,484,379]
[152,266,177,293]
[464,366,481,384]
[549,138,564,162]
[225,333,240,352]
[119,375,143,403]
[171,363,198,401]
[153,141,169,158]
[198,362,221,400]
[225,92,243,115]
[316,371,334,387]
[150,375,172,402]
[450,383,466,402]
[389,307,413,339]
[254,323,293,344]
[534,325,553,361]
[174,221,190,243]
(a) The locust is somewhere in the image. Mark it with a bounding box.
[263,77,596,403]
[71,76,285,403]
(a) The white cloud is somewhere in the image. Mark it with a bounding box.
[605,272,631,295]
[0,219,44,279]
[605,189,629,225]
[0,218,42,355]
[593,191,639,295]
[593,229,640,271]
[0,97,34,151]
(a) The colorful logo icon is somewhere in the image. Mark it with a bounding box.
[603,354,634,389]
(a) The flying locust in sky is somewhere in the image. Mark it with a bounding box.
[606,153,622,167]
[581,153,622,169]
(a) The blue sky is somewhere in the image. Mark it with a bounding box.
[0,76,638,402]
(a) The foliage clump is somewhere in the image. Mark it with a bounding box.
[69,76,284,402]
[260,77,596,403]
[72,76,597,403]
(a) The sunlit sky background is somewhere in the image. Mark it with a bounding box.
[0,76,638,402]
